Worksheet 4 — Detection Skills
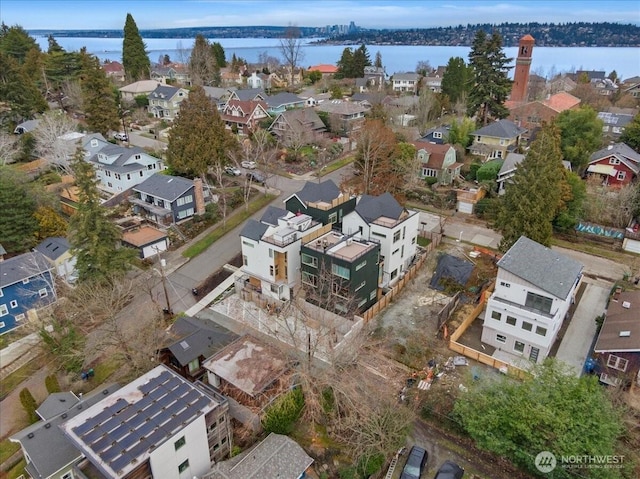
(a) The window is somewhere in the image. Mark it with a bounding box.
[139,171,144,177]
[105,171,111,177]
[178,459,189,474]
[301,253,318,268]
[607,355,628,372]
[609,157,621,165]
[221,437,227,444]
[522,321,533,331]
[332,283,349,299]
[535,326,547,336]
[39,289,48,298]
[188,359,199,373]
[243,255,248,266]
[402,226,406,240]
[393,230,401,243]
[269,264,279,277]
[177,195,193,206]
[302,272,317,287]
[0,305,7,317]
[401,245,404,258]
[0,321,4,329]
[496,334,506,343]
[500,281,510,288]
[242,240,254,248]
[506,316,517,326]
[514,341,525,353]
[331,264,350,279]
[393,248,399,255]
[114,173,121,180]
[269,249,273,258]
[390,269,398,280]
[422,168,438,178]
[355,281,366,291]
[22,278,30,284]
[358,298,367,307]
[10,300,18,308]
[61,473,73,479]
[617,171,626,181]
[371,231,386,239]
[174,436,186,450]
[177,208,194,219]
[370,290,377,300]
[491,311,501,321]
[433,131,442,139]
[15,314,25,322]
[525,292,553,314]
[126,173,131,180]
[328,212,338,224]
[411,236,416,244]
[355,260,367,271]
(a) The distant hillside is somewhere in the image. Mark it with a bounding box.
[29,22,640,47]
[319,22,640,47]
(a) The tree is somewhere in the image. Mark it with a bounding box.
[0,52,47,124]
[34,206,68,240]
[45,374,61,393]
[0,130,19,165]
[279,25,304,86]
[447,117,476,148]
[495,122,568,251]
[467,30,512,125]
[374,51,383,68]
[336,47,354,79]
[415,60,432,76]
[553,171,586,232]
[441,56,471,105]
[0,23,40,64]
[167,85,238,177]
[453,360,625,479]
[189,35,220,87]
[262,387,305,435]
[122,13,150,81]
[307,69,322,84]
[19,387,39,424]
[354,119,399,195]
[81,55,120,136]
[211,41,227,67]
[554,106,603,172]
[68,149,135,283]
[33,110,79,174]
[620,112,640,152]
[415,84,440,134]
[352,44,371,78]
[0,166,38,253]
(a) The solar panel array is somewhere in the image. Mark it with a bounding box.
[72,370,212,475]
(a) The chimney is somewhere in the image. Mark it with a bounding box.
[193,177,206,215]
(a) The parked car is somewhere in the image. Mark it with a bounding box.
[224,165,242,176]
[433,460,464,479]
[114,132,128,141]
[241,160,257,169]
[246,171,265,184]
[401,446,428,479]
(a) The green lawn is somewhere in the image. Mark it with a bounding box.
[183,194,275,259]
[0,439,20,464]
[317,155,355,177]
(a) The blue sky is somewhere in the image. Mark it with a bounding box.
[1,0,639,30]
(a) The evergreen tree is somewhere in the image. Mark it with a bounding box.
[167,86,238,177]
[0,166,38,253]
[441,56,471,105]
[467,30,512,125]
[336,47,354,79]
[211,41,227,67]
[19,387,39,424]
[122,13,150,81]
[495,122,568,251]
[0,52,47,123]
[0,23,40,64]
[81,54,120,136]
[554,106,603,172]
[352,44,371,78]
[620,112,640,153]
[68,149,135,283]
[47,35,64,54]
[189,35,219,86]
[374,51,383,69]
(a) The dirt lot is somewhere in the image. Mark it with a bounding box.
[370,242,532,479]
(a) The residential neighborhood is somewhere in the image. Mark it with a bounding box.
[1,9,640,479]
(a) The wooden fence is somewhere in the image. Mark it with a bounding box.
[446,282,528,380]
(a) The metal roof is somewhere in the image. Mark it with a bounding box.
[498,236,583,299]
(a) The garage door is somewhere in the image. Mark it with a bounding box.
[457,201,473,214]
[623,238,640,254]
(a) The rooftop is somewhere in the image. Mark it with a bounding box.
[0,251,53,288]
[121,225,167,248]
[304,231,379,262]
[34,237,71,261]
[132,173,193,202]
[594,290,640,353]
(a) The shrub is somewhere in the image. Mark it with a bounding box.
[425,176,438,186]
[261,387,305,435]
[468,161,482,181]
[45,374,61,393]
[476,159,503,182]
[19,388,38,424]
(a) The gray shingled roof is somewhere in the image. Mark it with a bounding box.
[86,144,152,174]
[166,315,238,366]
[234,88,265,101]
[261,206,288,226]
[10,384,120,479]
[472,119,527,139]
[207,433,313,479]
[240,219,269,241]
[355,193,404,224]
[589,142,640,165]
[264,92,304,108]
[149,84,181,99]
[295,180,340,204]
[36,392,79,420]
[0,251,53,288]
[132,173,193,202]
[498,153,525,176]
[34,237,71,261]
[498,236,583,299]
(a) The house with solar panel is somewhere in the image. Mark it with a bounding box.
[481,236,583,364]
[58,365,231,479]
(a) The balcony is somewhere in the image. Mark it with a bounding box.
[491,295,557,320]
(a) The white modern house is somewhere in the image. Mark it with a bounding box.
[239,206,327,302]
[481,236,583,364]
[86,144,165,194]
[341,193,420,288]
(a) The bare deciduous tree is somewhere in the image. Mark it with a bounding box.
[0,131,19,165]
[279,26,305,87]
[33,111,79,174]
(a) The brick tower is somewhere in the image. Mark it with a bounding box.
[510,34,535,103]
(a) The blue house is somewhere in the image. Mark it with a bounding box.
[0,252,56,335]
[130,173,205,225]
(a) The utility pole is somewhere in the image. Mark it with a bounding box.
[159,258,172,316]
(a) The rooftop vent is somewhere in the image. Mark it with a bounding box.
[622,301,631,309]
[44,423,51,429]
[619,331,631,337]
[27,432,34,439]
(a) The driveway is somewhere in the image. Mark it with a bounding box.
[555,278,611,376]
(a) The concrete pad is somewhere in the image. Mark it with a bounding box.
[471,234,496,247]
[492,349,534,371]
[555,281,610,376]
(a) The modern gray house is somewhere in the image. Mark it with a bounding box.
[284,180,355,229]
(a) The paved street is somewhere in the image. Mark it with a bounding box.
[555,278,611,376]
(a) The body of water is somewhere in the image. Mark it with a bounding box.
[33,36,640,80]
